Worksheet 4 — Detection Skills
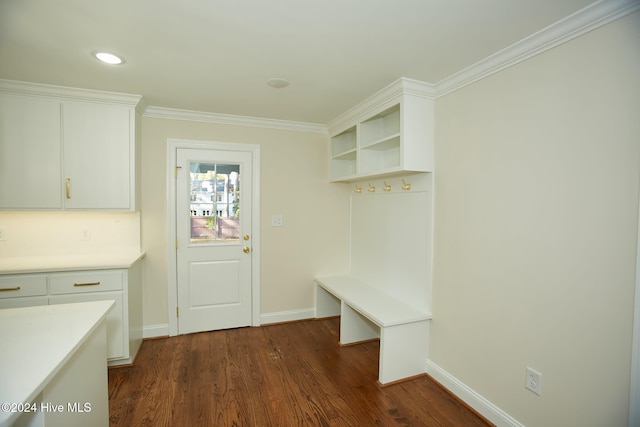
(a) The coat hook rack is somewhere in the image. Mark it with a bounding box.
[383,181,391,192]
[402,179,411,191]
[368,183,376,192]
[354,184,362,193]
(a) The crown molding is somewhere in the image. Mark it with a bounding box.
[143,106,327,134]
[328,77,436,135]
[434,0,640,97]
[0,79,142,107]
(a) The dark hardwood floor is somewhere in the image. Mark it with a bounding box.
[108,317,492,426]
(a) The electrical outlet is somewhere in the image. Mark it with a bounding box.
[0,228,5,241]
[80,228,91,241]
[526,367,542,395]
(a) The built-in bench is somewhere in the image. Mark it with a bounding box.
[314,274,432,385]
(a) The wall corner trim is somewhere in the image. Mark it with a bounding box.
[425,360,525,427]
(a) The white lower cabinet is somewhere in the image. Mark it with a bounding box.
[0,274,48,309]
[0,295,48,309]
[0,261,142,366]
[50,291,125,360]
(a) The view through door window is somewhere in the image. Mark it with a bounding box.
[189,162,240,243]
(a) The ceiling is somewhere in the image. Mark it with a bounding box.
[0,0,604,125]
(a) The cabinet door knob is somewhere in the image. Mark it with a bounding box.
[243,234,250,241]
[243,246,250,254]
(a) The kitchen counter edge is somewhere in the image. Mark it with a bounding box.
[0,252,146,275]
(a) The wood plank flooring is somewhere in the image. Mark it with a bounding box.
[109,317,492,426]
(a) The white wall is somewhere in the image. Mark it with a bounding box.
[430,10,640,427]
[140,117,350,327]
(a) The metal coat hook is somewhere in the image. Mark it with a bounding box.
[401,179,411,191]
[383,181,391,192]
[354,184,362,193]
[368,183,376,192]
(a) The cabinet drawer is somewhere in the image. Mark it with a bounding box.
[0,275,47,299]
[0,296,49,309]
[49,270,123,295]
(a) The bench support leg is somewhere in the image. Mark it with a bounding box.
[379,320,429,384]
[315,285,341,318]
[340,302,379,345]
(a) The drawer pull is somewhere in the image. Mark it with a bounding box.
[73,281,101,287]
[0,286,21,291]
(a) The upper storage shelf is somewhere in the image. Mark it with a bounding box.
[328,77,434,182]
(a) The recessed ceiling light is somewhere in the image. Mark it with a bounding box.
[267,78,290,88]
[94,51,124,65]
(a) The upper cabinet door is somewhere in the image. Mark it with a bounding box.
[62,101,134,210]
[0,94,63,209]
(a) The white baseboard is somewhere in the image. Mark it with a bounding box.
[425,359,523,427]
[143,323,169,338]
[260,308,316,325]
[142,309,316,339]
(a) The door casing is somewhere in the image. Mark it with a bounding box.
[167,139,261,336]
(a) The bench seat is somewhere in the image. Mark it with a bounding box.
[314,275,432,385]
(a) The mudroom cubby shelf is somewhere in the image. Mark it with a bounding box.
[360,104,400,146]
[330,126,358,179]
[328,77,434,182]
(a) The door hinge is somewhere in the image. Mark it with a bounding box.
[176,306,179,317]
[174,165,182,178]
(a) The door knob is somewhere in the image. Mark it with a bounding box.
[243,246,250,254]
[243,234,250,241]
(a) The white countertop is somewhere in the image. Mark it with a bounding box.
[0,300,114,427]
[0,252,145,274]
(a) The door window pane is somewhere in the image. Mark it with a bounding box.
[189,162,240,243]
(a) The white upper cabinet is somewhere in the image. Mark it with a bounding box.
[0,80,142,210]
[62,101,135,209]
[0,94,62,209]
[328,78,434,182]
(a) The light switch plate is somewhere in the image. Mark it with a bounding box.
[271,214,284,227]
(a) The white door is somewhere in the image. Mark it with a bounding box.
[176,148,253,334]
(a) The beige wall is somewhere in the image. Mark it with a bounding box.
[431,11,640,427]
[0,211,140,257]
[140,117,350,326]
